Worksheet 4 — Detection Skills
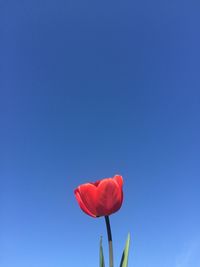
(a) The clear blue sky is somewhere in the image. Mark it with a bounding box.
[1,0,200,267]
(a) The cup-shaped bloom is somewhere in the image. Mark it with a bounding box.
[74,175,123,217]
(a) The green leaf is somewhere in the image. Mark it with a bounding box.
[99,236,105,267]
[120,233,130,267]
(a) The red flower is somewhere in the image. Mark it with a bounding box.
[74,175,123,217]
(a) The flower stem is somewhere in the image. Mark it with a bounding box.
[104,216,113,267]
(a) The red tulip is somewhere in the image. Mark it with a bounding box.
[74,175,123,218]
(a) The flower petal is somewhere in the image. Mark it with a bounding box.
[96,178,122,216]
[74,188,96,217]
[91,180,101,187]
[114,175,123,188]
[78,183,98,216]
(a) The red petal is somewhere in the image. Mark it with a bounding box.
[114,175,123,188]
[96,178,123,216]
[74,188,96,217]
[91,180,101,187]
[78,183,98,217]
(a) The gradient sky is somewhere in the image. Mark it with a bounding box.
[1,0,200,267]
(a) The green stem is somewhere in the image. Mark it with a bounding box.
[104,216,113,267]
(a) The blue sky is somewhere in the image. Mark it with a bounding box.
[1,0,200,267]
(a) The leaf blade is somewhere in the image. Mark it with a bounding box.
[120,233,130,267]
[99,236,105,267]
